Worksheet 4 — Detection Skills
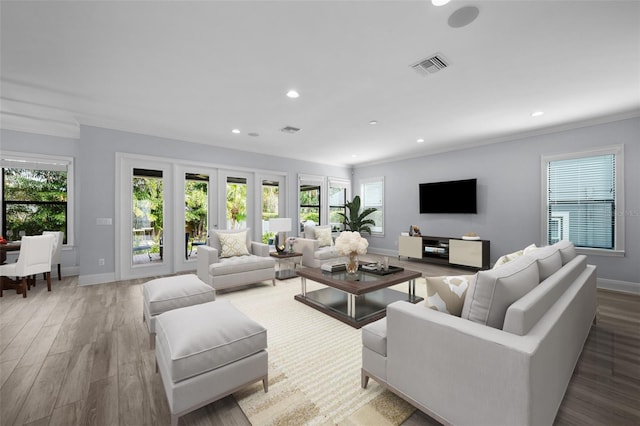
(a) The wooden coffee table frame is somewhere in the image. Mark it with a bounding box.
[295,267,423,328]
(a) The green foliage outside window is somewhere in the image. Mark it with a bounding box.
[227,182,247,229]
[2,168,67,241]
[185,180,208,241]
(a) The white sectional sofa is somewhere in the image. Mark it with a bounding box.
[361,241,597,426]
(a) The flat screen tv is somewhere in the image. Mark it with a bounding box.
[419,178,477,214]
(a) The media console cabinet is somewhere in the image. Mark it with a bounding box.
[398,235,490,269]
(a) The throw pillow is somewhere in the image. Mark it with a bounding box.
[553,240,577,265]
[493,249,524,269]
[426,275,475,316]
[315,227,333,247]
[210,228,251,254]
[462,254,539,329]
[218,231,250,258]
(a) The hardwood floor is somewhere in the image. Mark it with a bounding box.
[0,258,638,426]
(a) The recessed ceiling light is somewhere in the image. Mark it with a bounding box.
[286,90,299,99]
[531,111,544,117]
[231,129,241,134]
[417,138,425,143]
[351,154,358,158]
[432,0,450,6]
[369,120,378,125]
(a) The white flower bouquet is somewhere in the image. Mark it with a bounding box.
[335,231,368,256]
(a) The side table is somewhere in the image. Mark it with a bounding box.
[269,251,303,280]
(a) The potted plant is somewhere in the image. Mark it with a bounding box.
[337,195,377,235]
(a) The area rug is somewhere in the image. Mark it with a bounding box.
[216,277,423,425]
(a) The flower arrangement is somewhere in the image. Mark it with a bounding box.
[286,237,297,252]
[335,231,368,274]
[335,231,369,255]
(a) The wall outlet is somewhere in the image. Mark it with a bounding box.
[98,258,105,266]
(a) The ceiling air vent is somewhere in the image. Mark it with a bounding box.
[280,126,300,134]
[410,54,448,76]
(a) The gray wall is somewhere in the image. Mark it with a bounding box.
[3,117,638,287]
[354,117,640,286]
[0,130,81,273]
[2,126,350,279]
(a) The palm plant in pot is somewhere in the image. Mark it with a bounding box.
[337,195,377,235]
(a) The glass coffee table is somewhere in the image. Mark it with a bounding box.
[295,267,423,328]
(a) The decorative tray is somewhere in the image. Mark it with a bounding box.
[359,263,404,275]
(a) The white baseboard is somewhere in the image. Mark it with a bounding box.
[367,247,399,257]
[597,278,640,295]
[79,272,116,286]
[61,266,79,277]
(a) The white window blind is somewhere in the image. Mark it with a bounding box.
[546,153,617,250]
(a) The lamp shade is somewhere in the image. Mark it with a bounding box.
[269,218,292,233]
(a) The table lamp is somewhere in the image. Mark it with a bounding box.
[269,218,292,254]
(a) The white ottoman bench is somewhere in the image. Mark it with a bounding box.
[155,301,268,426]
[143,274,216,347]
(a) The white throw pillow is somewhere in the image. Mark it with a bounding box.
[462,254,540,329]
[493,249,524,269]
[219,231,250,257]
[315,227,333,247]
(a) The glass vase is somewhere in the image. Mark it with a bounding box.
[346,252,359,274]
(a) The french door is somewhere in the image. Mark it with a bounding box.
[118,157,173,279]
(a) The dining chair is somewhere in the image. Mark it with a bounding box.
[42,231,64,280]
[0,235,54,298]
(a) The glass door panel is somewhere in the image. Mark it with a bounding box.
[185,173,209,260]
[262,179,279,244]
[226,176,247,230]
[132,168,164,266]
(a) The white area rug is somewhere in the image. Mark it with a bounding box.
[218,277,424,426]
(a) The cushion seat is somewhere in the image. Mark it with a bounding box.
[155,300,267,383]
[362,318,387,357]
[208,254,275,276]
[143,274,216,336]
[314,246,342,261]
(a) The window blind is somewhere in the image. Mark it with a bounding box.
[547,154,615,249]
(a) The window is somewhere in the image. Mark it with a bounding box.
[299,184,321,229]
[542,145,624,254]
[361,177,384,236]
[329,178,350,232]
[1,153,73,245]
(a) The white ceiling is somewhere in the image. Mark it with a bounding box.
[1,0,639,166]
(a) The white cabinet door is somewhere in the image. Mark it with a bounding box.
[399,236,422,259]
[449,239,482,268]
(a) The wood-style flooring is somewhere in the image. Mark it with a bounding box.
[0,256,638,426]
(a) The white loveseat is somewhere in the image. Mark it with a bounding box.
[196,229,275,291]
[292,224,345,268]
[361,241,597,426]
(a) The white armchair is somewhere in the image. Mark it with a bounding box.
[43,231,63,280]
[196,229,276,291]
[292,224,345,268]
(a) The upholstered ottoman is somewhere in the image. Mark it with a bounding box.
[155,301,268,426]
[142,274,216,346]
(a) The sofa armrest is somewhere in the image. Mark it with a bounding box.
[385,301,537,426]
[251,241,270,257]
[196,245,219,285]
[292,237,320,267]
